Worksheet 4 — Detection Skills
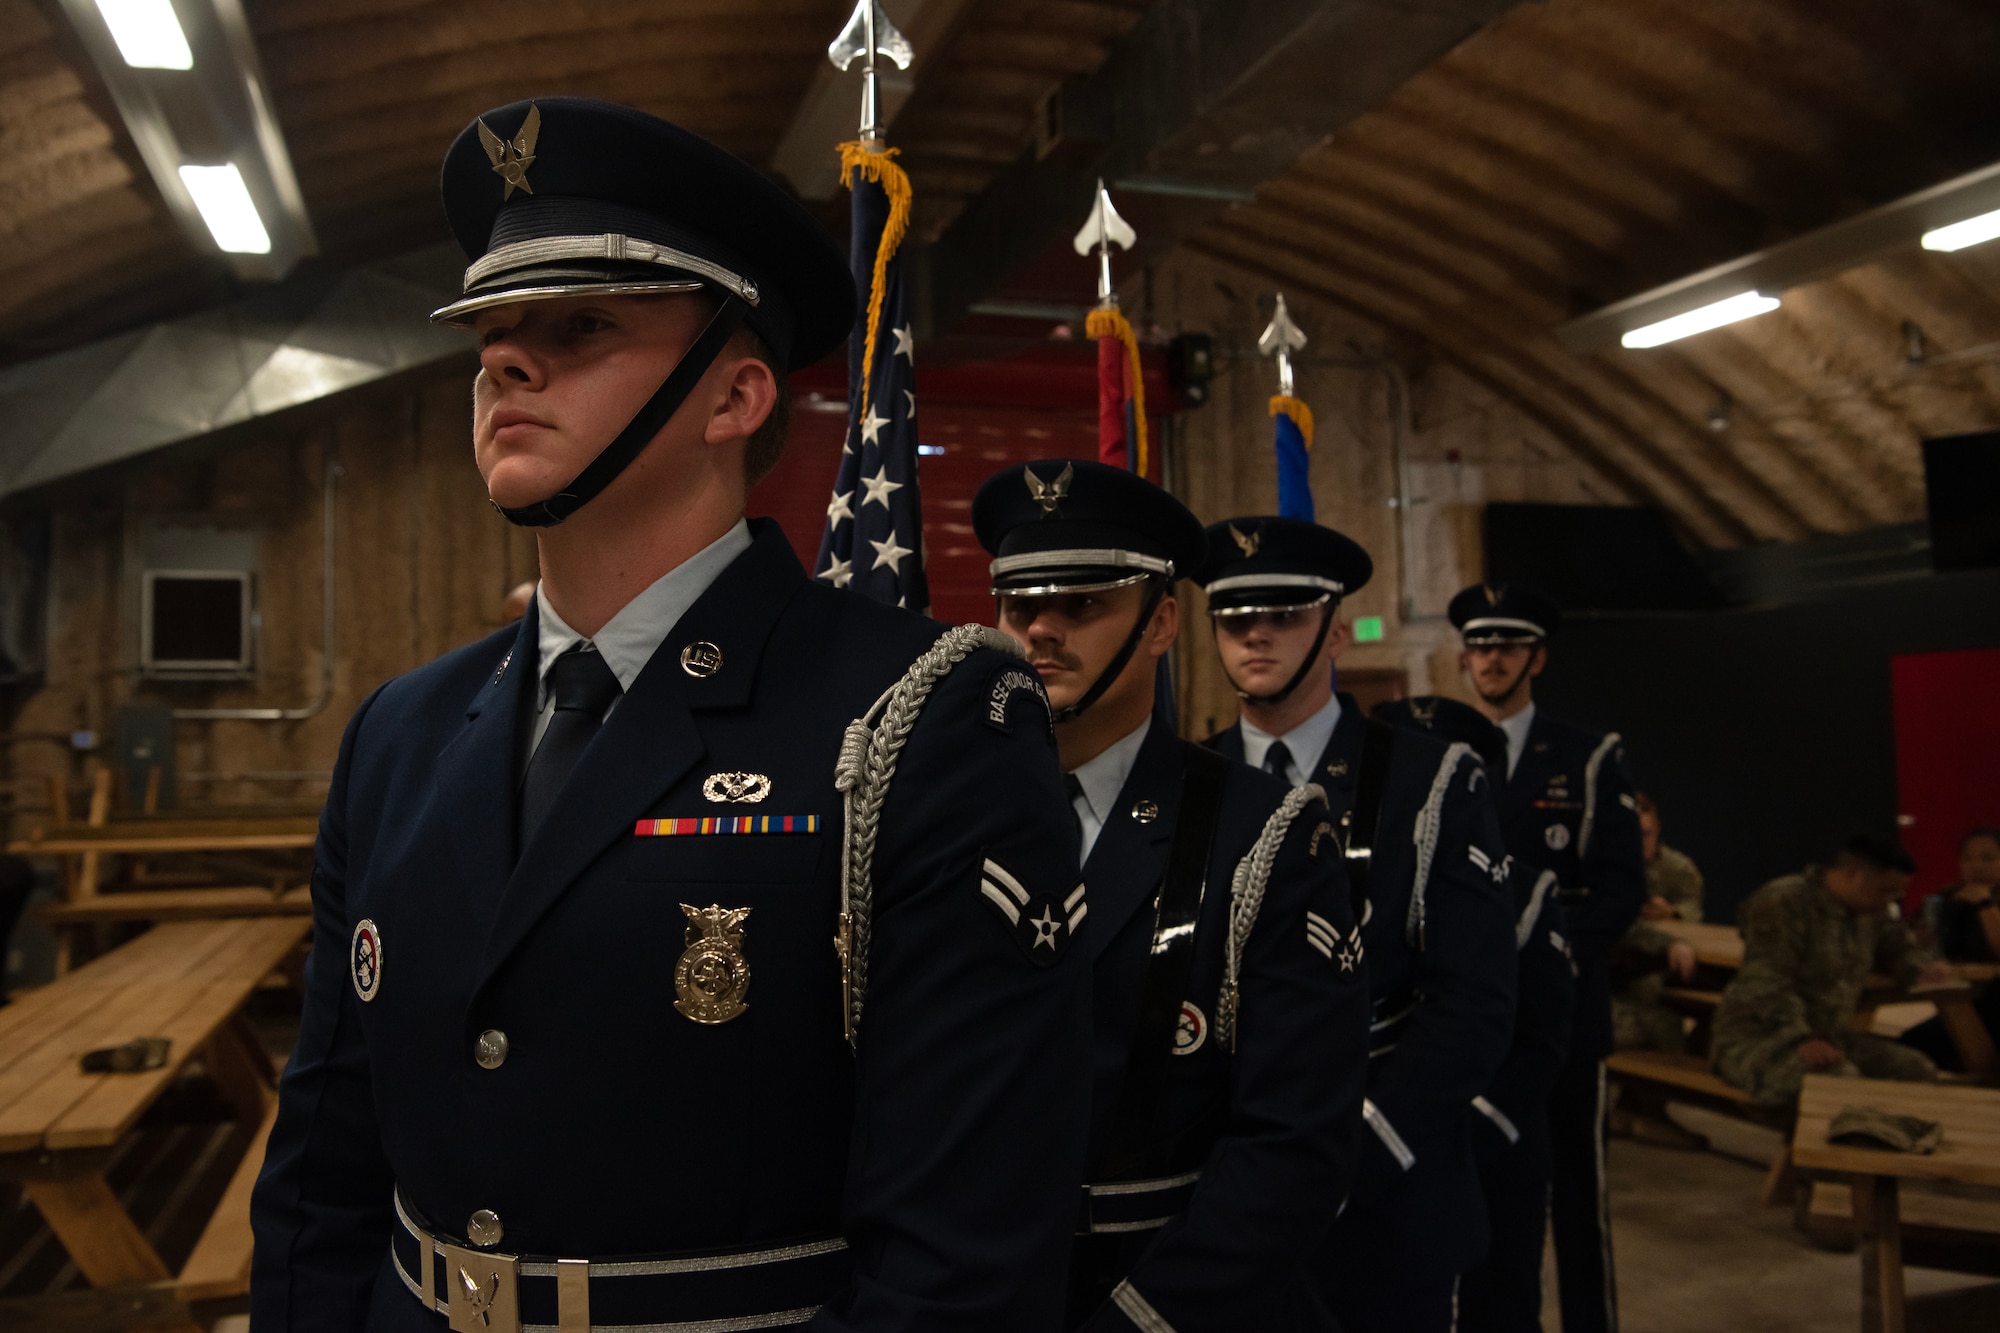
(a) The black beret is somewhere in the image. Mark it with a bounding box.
[973,459,1207,594]
[433,98,853,370]
[1373,695,1507,774]
[1448,581,1562,643]
[1197,516,1373,613]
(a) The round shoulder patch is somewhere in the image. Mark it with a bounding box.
[1173,1001,1207,1056]
[351,918,384,1002]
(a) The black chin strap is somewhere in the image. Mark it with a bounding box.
[495,294,753,527]
[1223,602,1336,707]
[1052,580,1168,724]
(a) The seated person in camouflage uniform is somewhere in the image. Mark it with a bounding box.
[1611,793,1703,1054]
[1713,833,1953,1108]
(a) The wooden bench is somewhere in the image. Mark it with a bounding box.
[0,918,309,1295]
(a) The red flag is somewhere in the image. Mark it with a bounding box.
[1086,307,1148,476]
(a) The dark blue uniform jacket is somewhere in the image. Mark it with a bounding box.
[1073,721,1366,1333]
[1494,713,1643,1061]
[249,520,1095,1332]
[1212,699,1515,1280]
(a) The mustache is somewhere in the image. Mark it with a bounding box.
[1031,650,1085,672]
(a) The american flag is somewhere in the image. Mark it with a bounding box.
[814,150,929,613]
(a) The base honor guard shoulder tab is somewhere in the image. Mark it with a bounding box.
[985,662,1051,735]
[834,624,1030,1048]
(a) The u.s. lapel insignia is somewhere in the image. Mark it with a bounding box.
[1229,523,1260,557]
[350,918,383,1002]
[1325,759,1349,778]
[978,857,1084,965]
[1544,823,1572,851]
[477,103,541,200]
[674,904,751,1023]
[1024,462,1074,516]
[702,772,771,804]
[1173,1001,1207,1055]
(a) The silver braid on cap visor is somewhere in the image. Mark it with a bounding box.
[1458,616,1547,643]
[1216,599,1338,707]
[432,232,762,323]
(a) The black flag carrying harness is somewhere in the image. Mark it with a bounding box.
[1085,746,1228,1230]
[494,293,752,527]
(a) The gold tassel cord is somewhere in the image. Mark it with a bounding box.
[838,141,913,421]
[1268,394,1314,451]
[1085,306,1150,476]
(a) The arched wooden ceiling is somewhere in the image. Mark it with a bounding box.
[1186,0,2000,547]
[0,0,1150,362]
[6,0,2000,546]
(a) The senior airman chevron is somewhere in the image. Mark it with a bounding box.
[635,815,821,836]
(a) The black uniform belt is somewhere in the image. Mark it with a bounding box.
[1076,1170,1203,1235]
[392,1190,849,1332]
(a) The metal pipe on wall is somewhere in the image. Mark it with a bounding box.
[173,456,340,722]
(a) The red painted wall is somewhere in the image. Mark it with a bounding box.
[1892,646,2000,904]
[748,341,1172,626]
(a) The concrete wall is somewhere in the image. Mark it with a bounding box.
[1147,251,1620,737]
[4,363,536,826]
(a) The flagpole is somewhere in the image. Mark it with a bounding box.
[1073,181,1148,475]
[1260,293,1315,521]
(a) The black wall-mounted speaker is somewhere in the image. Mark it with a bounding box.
[1923,430,2000,572]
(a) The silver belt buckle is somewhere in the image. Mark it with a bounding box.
[443,1243,521,1333]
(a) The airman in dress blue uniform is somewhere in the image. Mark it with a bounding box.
[1373,696,1576,1333]
[1450,582,1645,1333]
[1199,519,1517,1332]
[974,462,1368,1332]
[249,99,1095,1333]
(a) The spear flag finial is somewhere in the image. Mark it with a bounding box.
[829,0,913,141]
[1257,292,1308,397]
[1071,179,1137,307]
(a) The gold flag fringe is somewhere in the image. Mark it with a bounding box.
[838,141,913,421]
[1268,394,1314,451]
[1085,306,1150,476]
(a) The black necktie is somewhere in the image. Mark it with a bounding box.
[1264,740,1296,784]
[1064,773,1087,857]
[520,647,623,843]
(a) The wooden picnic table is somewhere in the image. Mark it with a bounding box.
[8,815,318,857]
[1647,918,1745,968]
[0,917,309,1302]
[1646,921,1996,1079]
[1792,1075,2000,1333]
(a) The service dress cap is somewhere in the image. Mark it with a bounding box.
[434,97,853,370]
[1197,516,1373,614]
[1448,581,1562,644]
[1373,695,1507,775]
[973,459,1207,596]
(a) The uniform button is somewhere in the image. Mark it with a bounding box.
[474,1029,509,1069]
[467,1208,504,1248]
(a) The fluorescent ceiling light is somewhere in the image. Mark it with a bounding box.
[178,164,271,254]
[95,0,193,70]
[1620,292,1780,349]
[1920,207,2000,253]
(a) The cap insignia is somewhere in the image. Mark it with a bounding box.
[477,103,541,201]
[1024,462,1074,516]
[1229,524,1260,557]
[1483,583,1502,605]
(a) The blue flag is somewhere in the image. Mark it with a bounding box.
[1271,395,1314,521]
[815,147,928,614]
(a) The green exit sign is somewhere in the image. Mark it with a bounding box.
[1353,616,1385,643]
